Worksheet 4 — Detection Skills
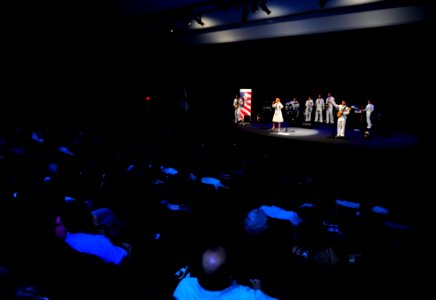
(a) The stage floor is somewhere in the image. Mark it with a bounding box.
[238,122,422,150]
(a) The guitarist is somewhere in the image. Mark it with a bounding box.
[333,100,351,138]
[233,95,240,125]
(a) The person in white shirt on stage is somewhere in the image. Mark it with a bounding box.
[314,94,325,123]
[304,96,314,122]
[233,95,245,125]
[333,100,351,138]
[364,99,375,129]
[325,92,336,124]
[238,97,245,124]
[233,95,240,125]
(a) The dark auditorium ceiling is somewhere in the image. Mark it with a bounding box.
[109,0,434,44]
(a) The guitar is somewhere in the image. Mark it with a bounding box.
[233,99,239,109]
[337,106,351,118]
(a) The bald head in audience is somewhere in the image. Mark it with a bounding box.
[202,246,226,274]
[198,246,232,291]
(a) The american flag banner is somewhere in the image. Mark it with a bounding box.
[239,88,252,121]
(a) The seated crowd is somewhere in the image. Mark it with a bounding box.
[0,124,420,299]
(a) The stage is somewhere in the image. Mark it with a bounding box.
[237,121,422,150]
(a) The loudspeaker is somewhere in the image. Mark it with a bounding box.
[301,122,313,128]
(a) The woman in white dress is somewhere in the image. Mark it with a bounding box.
[271,97,284,132]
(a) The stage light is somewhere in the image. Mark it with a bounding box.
[259,0,271,15]
[194,15,205,26]
[319,0,328,8]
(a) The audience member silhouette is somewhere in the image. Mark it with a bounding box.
[57,200,131,266]
[0,121,422,300]
[173,245,278,299]
[291,207,343,267]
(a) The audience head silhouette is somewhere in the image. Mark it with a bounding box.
[198,246,232,291]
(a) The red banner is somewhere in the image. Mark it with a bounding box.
[239,88,252,121]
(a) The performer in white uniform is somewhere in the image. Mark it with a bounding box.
[233,95,240,124]
[325,92,336,124]
[238,96,245,124]
[304,97,314,122]
[364,99,375,129]
[314,94,325,123]
[333,100,351,138]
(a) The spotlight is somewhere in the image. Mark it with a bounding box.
[259,0,271,15]
[319,0,328,8]
[194,15,205,26]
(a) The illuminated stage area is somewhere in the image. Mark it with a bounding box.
[238,122,422,149]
